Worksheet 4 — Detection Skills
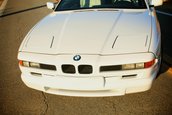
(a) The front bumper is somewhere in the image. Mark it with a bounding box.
[18,52,160,97]
[21,68,157,97]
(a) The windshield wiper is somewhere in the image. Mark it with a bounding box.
[96,9,119,11]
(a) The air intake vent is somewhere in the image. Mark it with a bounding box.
[78,65,93,74]
[62,65,75,74]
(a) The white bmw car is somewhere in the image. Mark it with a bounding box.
[18,0,163,97]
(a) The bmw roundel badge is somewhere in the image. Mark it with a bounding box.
[73,55,81,61]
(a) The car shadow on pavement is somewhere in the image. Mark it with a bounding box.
[0,4,46,18]
[0,1,58,18]
[157,58,170,79]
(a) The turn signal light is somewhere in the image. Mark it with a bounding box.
[144,59,155,68]
[19,60,23,66]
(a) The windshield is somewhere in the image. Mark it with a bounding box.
[56,0,147,11]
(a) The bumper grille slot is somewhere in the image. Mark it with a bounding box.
[122,74,137,78]
[31,72,42,76]
[62,64,75,74]
[100,65,122,72]
[78,65,93,74]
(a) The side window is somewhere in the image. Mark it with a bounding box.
[113,0,146,8]
[80,0,101,7]
[58,0,80,10]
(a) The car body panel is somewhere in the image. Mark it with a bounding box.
[18,0,162,97]
[21,9,151,55]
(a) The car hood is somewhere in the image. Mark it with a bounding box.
[21,10,152,55]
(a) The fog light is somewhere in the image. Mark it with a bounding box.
[136,63,144,69]
[22,61,30,67]
[122,64,135,70]
[30,62,40,68]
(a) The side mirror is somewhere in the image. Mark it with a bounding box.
[150,0,163,7]
[47,2,55,10]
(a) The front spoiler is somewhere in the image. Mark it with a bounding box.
[21,71,156,97]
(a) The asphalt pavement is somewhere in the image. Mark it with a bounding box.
[0,1,172,115]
